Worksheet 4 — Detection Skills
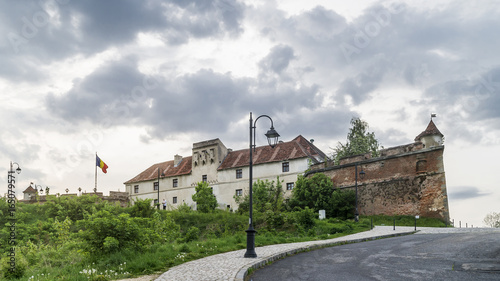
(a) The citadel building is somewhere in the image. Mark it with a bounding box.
[124,136,327,210]
[125,119,450,221]
[307,119,450,221]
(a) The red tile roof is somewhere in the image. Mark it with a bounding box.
[124,135,326,184]
[23,186,37,193]
[414,120,444,141]
[218,135,326,170]
[124,156,192,184]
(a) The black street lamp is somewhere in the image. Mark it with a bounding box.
[355,163,365,222]
[245,112,280,258]
[157,167,165,210]
[9,162,22,175]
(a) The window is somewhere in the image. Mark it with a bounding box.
[154,199,158,206]
[173,179,178,188]
[286,183,294,190]
[235,189,243,196]
[134,185,139,193]
[153,182,159,191]
[416,160,427,173]
[202,175,207,182]
[173,197,177,204]
[282,162,290,172]
[236,169,242,179]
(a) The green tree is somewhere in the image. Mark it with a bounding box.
[290,174,334,213]
[330,189,356,219]
[192,181,218,213]
[234,177,284,214]
[130,198,156,218]
[333,117,380,164]
[44,194,106,221]
[290,174,355,219]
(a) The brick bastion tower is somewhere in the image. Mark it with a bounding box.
[306,118,450,222]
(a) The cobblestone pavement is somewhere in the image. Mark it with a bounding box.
[151,226,500,281]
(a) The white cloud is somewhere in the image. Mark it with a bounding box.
[1,0,499,227]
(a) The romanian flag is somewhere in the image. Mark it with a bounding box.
[96,155,108,174]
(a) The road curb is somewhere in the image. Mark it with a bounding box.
[235,231,416,281]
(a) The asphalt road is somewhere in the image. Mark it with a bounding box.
[248,232,500,281]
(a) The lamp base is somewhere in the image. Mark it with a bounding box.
[244,226,257,258]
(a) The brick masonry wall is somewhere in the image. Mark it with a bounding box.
[307,144,450,221]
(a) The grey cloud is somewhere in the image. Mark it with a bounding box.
[46,56,161,125]
[259,44,295,74]
[418,67,500,141]
[336,62,387,105]
[143,67,330,140]
[251,1,500,141]
[448,186,490,200]
[46,44,350,143]
[0,0,246,81]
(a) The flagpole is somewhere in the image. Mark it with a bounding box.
[95,152,98,191]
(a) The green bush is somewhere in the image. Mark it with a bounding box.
[192,182,218,213]
[1,252,28,279]
[330,189,355,219]
[234,178,284,215]
[184,226,200,243]
[103,237,120,253]
[129,198,155,218]
[293,207,317,229]
[44,194,107,222]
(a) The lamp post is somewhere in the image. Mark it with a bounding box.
[354,163,365,222]
[9,162,22,175]
[8,161,21,198]
[157,167,164,210]
[32,184,44,201]
[244,112,280,258]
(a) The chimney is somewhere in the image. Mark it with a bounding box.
[174,154,183,167]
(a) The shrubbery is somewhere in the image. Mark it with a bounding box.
[0,174,375,280]
[192,182,218,213]
[290,174,355,219]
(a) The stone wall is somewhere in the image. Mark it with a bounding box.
[307,143,450,221]
[19,191,129,207]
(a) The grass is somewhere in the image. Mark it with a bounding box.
[3,212,447,281]
[364,215,449,227]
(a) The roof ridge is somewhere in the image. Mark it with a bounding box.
[415,120,443,141]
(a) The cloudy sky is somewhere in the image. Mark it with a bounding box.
[1,0,499,227]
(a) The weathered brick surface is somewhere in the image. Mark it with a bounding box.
[307,144,449,221]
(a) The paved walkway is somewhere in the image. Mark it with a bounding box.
[155,226,412,281]
[154,226,500,281]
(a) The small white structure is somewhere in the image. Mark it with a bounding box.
[319,210,326,220]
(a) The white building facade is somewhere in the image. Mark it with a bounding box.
[124,136,326,210]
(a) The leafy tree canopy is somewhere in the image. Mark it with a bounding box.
[333,117,380,164]
[234,177,284,214]
[192,181,218,213]
[290,173,355,219]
